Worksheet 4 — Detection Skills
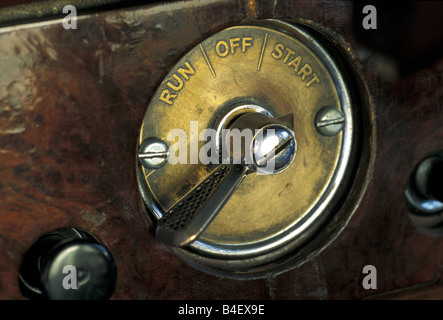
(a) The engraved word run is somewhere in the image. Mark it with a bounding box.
[166,121,279,174]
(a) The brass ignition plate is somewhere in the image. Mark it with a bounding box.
[137,19,355,275]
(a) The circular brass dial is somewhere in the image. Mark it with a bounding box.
[137,19,359,276]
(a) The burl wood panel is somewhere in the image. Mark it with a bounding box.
[0,0,442,299]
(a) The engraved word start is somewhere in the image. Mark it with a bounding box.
[271,43,320,87]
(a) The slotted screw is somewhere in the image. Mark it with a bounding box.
[315,106,345,136]
[138,137,169,170]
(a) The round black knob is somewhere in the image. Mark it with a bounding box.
[19,228,116,300]
[415,156,443,202]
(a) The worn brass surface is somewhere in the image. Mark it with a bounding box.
[137,20,353,262]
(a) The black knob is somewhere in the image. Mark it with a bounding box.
[415,156,443,202]
[19,228,117,300]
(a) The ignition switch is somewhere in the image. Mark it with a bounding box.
[136,20,367,277]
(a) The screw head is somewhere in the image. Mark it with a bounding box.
[315,106,345,136]
[138,137,169,170]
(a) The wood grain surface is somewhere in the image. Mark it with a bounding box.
[1,0,443,299]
